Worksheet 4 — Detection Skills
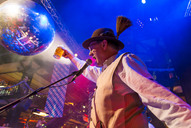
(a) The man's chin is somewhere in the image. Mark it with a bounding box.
[96,61,103,67]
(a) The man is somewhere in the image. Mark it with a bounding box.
[62,28,191,128]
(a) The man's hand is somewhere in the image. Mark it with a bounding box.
[62,49,75,60]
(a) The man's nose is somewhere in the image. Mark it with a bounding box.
[89,51,93,56]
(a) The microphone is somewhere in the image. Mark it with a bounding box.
[71,59,92,82]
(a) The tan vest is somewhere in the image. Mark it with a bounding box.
[89,53,148,128]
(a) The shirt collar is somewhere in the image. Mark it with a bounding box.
[102,54,118,71]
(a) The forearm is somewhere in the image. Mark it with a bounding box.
[71,57,86,70]
[62,49,101,83]
[70,57,101,83]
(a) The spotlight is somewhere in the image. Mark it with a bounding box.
[32,108,49,117]
[33,112,49,117]
[74,53,78,57]
[142,0,146,4]
[0,85,6,88]
[4,4,20,17]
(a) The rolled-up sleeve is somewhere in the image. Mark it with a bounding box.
[71,57,102,83]
[120,53,191,128]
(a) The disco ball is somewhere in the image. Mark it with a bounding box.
[0,0,55,56]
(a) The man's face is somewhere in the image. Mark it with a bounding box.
[88,41,105,66]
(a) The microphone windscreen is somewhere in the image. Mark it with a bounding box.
[86,59,92,65]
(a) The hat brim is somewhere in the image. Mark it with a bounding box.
[82,36,124,50]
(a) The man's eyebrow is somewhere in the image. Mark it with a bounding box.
[89,41,100,46]
[89,42,96,46]
[89,44,96,48]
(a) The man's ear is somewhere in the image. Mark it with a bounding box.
[101,40,108,50]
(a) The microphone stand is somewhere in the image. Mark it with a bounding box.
[0,71,78,114]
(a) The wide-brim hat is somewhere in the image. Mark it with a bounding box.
[82,28,124,50]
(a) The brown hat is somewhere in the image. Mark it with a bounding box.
[82,28,124,50]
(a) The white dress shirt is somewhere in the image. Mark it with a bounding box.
[71,53,191,128]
